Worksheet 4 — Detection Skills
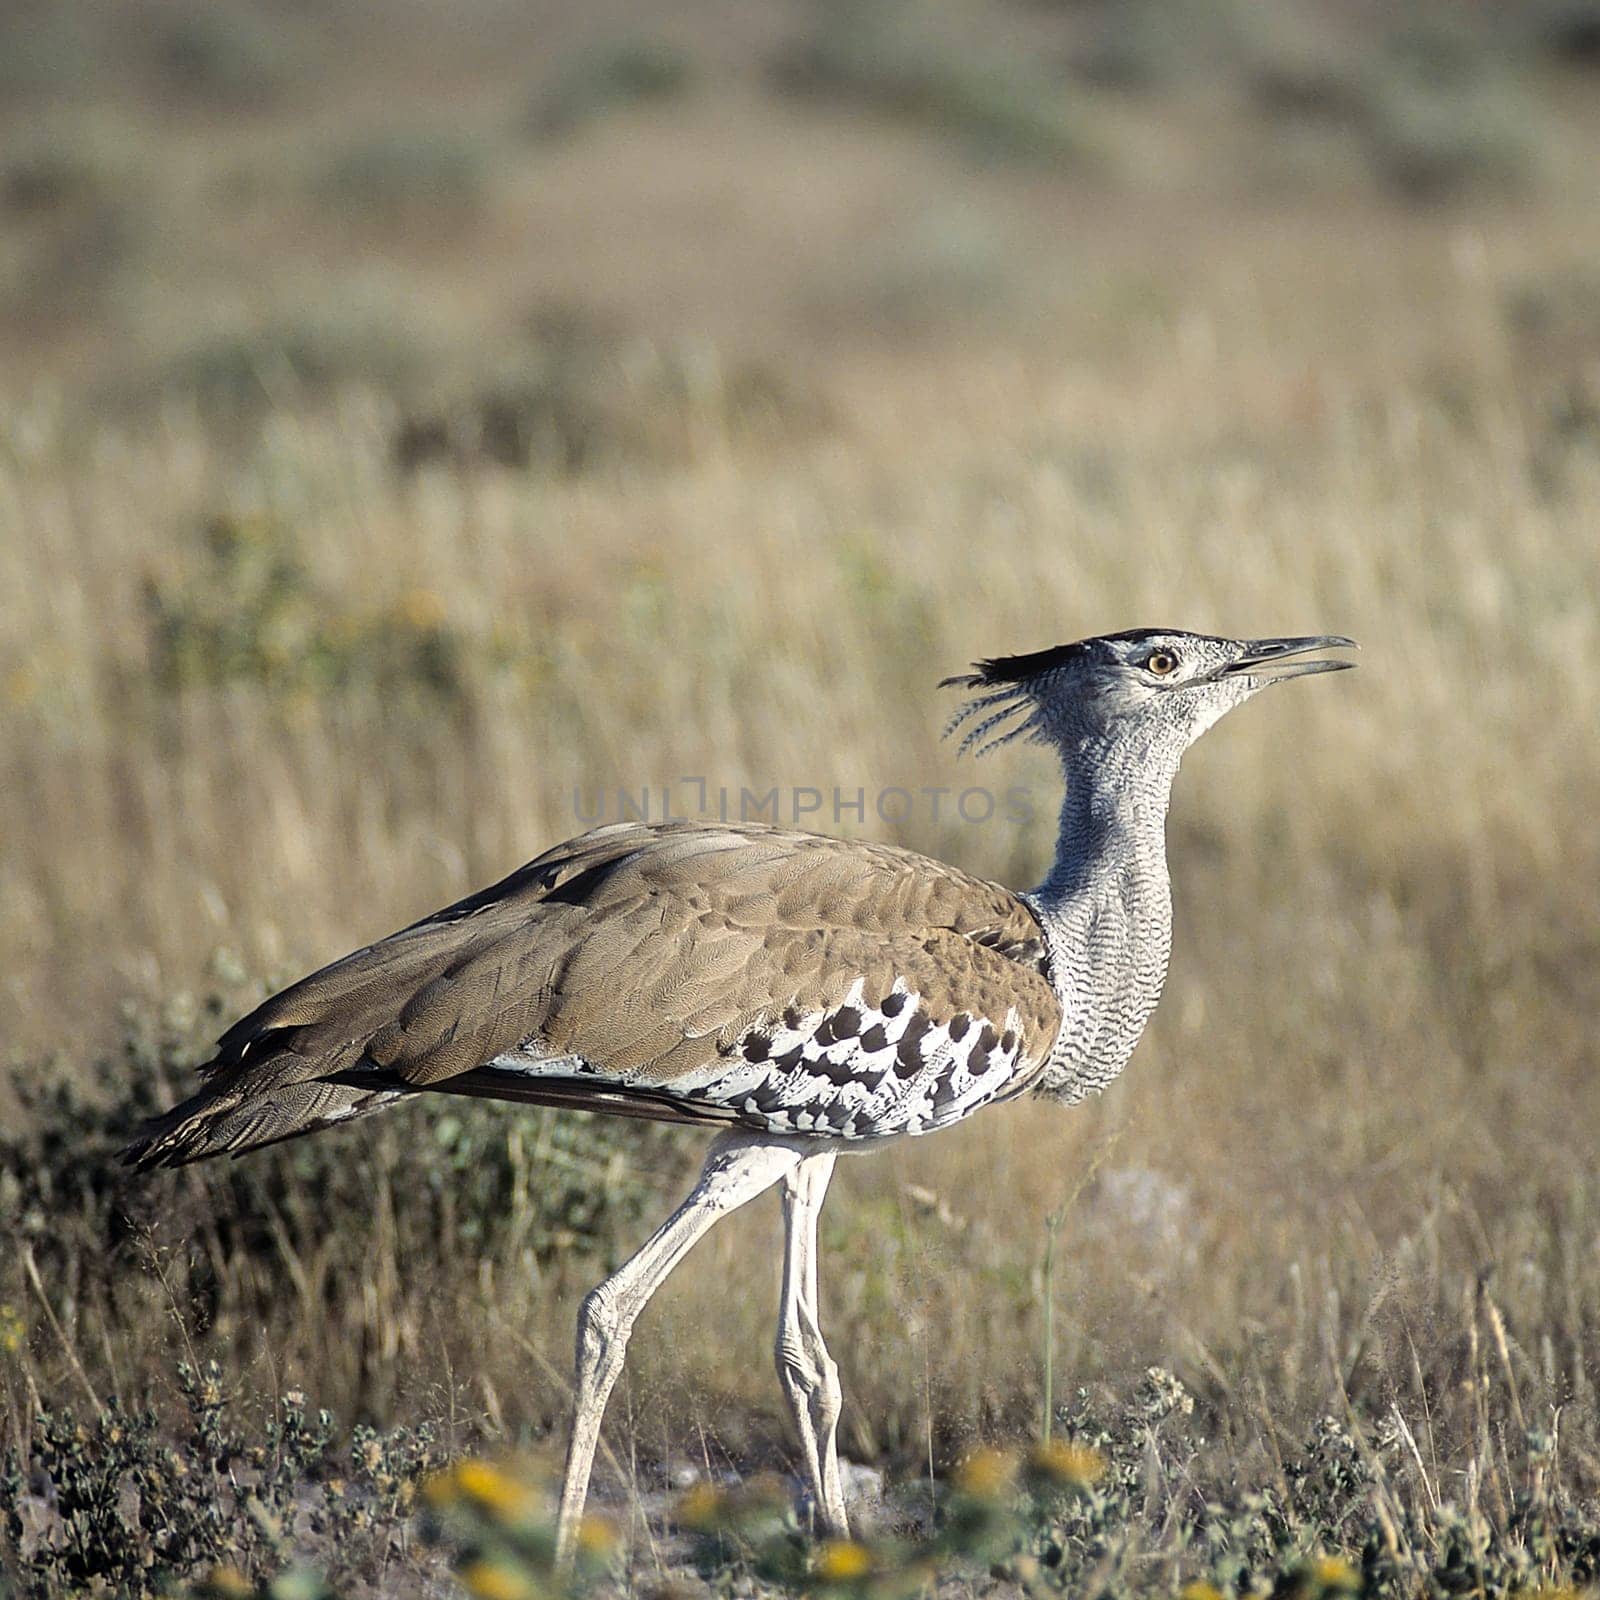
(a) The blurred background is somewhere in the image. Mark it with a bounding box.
[3,0,1600,1590]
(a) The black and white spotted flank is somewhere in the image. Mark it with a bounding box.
[662,982,1030,1138]
[487,979,1037,1139]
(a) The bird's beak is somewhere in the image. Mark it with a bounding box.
[1217,635,1359,683]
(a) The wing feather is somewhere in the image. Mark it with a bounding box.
[124,820,1060,1166]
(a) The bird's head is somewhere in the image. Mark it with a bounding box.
[942,629,1357,763]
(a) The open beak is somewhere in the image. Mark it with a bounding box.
[1217,634,1359,684]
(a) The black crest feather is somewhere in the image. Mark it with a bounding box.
[938,630,1190,756]
[941,641,1088,690]
[938,645,1078,756]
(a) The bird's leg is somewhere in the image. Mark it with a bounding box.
[555,1131,804,1565]
[776,1150,849,1540]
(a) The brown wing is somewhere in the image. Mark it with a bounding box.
[124,821,1059,1165]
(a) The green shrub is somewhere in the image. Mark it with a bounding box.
[1243,19,1369,123]
[318,130,491,223]
[1,986,697,1596]
[0,201,143,326]
[0,116,148,322]
[1071,0,1250,90]
[127,1392,1600,1600]
[393,325,825,476]
[1361,66,1542,199]
[775,0,1082,166]
[1242,10,1548,201]
[3,151,103,217]
[1527,0,1600,65]
[142,513,487,703]
[813,203,1014,331]
[1,984,696,1371]
[153,7,298,106]
[3,1373,443,1597]
[139,287,441,416]
[1504,268,1600,347]
[528,39,694,139]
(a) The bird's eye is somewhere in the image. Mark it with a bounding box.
[1144,650,1179,677]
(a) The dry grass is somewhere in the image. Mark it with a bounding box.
[4,1,1600,1592]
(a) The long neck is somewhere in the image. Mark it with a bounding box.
[1022,726,1180,1102]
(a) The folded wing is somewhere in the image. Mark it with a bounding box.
[125,820,1061,1165]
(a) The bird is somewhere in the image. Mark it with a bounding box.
[124,626,1355,1560]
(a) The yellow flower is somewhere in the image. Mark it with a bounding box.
[425,1460,538,1522]
[460,1557,537,1600]
[1179,1584,1226,1600]
[203,1566,256,1599]
[575,1512,619,1559]
[400,587,446,630]
[461,1460,539,1520]
[675,1481,726,1531]
[3,666,37,708]
[0,1303,24,1354]
[1309,1555,1360,1593]
[1275,1555,1362,1598]
[1027,1439,1106,1489]
[814,1539,874,1582]
[954,1447,1017,1499]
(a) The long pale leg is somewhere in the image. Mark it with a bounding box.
[776,1151,849,1538]
[555,1132,804,1564]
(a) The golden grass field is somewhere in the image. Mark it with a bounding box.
[3,2,1600,1593]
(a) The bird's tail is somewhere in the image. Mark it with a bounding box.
[121,1070,407,1169]
[120,899,479,1170]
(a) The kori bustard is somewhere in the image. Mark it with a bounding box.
[126,627,1355,1558]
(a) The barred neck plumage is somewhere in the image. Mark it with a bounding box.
[1021,725,1181,1103]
